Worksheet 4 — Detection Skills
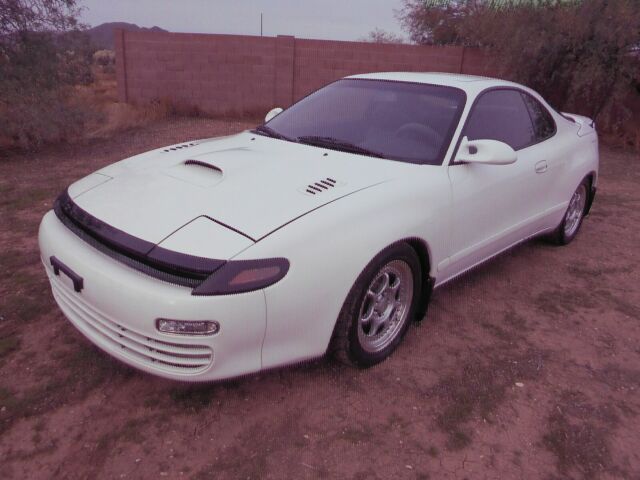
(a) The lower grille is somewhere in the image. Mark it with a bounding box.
[49,274,213,375]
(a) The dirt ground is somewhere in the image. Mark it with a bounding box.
[0,118,638,480]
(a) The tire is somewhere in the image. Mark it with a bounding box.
[330,242,422,368]
[549,179,590,245]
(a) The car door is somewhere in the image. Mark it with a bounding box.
[440,88,550,282]
[519,91,568,228]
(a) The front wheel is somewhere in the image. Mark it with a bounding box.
[549,179,590,245]
[330,242,421,367]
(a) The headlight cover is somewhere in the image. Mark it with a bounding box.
[191,258,289,296]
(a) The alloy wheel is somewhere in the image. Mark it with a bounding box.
[357,260,414,353]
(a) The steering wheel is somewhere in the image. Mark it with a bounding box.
[395,123,443,146]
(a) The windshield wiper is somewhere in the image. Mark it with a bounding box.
[296,135,387,159]
[252,125,293,142]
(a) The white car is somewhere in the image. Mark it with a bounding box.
[39,72,599,382]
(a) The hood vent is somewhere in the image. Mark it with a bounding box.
[163,142,198,153]
[304,178,337,195]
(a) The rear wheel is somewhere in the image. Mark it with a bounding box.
[549,179,589,245]
[330,242,421,367]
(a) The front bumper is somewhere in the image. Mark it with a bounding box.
[39,211,266,382]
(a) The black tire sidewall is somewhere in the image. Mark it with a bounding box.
[558,179,590,244]
[344,243,422,367]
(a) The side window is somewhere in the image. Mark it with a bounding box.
[521,92,556,142]
[464,89,535,150]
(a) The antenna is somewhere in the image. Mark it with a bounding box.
[260,13,263,36]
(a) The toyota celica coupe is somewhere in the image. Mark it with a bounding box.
[39,72,599,381]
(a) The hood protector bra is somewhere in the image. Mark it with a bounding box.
[54,189,225,288]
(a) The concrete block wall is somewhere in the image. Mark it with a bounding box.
[115,30,500,116]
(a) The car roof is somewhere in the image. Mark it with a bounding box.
[346,72,523,95]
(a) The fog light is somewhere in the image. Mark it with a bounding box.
[156,319,219,336]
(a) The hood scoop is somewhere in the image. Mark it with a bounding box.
[184,159,223,174]
[303,177,338,195]
[162,159,224,188]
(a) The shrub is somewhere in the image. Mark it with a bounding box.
[0,0,94,149]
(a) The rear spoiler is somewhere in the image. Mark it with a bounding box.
[561,113,596,136]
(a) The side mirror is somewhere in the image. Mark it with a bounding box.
[455,136,517,165]
[265,107,283,123]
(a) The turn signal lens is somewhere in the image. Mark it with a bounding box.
[156,319,220,336]
[191,258,289,296]
[229,266,281,286]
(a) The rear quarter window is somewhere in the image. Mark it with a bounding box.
[521,92,556,142]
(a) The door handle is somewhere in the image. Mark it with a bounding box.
[535,160,548,174]
[50,256,84,292]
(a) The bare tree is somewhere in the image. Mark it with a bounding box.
[398,0,475,45]
[0,0,80,37]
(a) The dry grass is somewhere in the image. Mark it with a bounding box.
[0,65,173,153]
[73,67,172,141]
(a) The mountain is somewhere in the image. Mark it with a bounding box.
[87,22,168,50]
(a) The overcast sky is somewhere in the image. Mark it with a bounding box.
[79,0,407,41]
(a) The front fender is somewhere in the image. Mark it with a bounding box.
[233,173,450,369]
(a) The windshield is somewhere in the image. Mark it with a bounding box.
[262,79,466,165]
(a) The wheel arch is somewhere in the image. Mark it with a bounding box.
[403,236,435,321]
[584,170,597,215]
[330,236,435,347]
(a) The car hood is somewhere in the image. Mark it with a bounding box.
[69,132,396,245]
